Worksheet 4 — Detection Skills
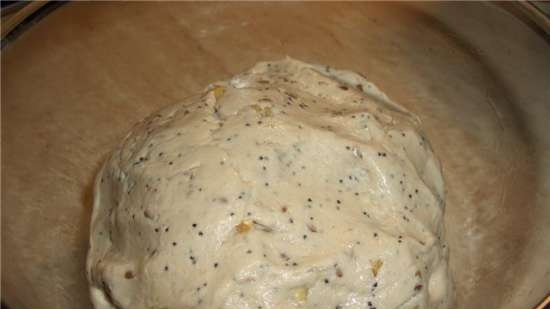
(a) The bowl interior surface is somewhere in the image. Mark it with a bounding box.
[2,2,549,309]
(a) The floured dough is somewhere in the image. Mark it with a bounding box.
[87,58,453,309]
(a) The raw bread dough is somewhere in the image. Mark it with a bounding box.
[87,58,453,309]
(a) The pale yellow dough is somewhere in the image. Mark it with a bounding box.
[87,58,453,309]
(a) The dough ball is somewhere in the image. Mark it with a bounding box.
[87,58,452,309]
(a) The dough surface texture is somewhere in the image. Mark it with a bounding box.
[87,58,452,309]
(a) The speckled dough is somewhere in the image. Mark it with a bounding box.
[87,58,453,309]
